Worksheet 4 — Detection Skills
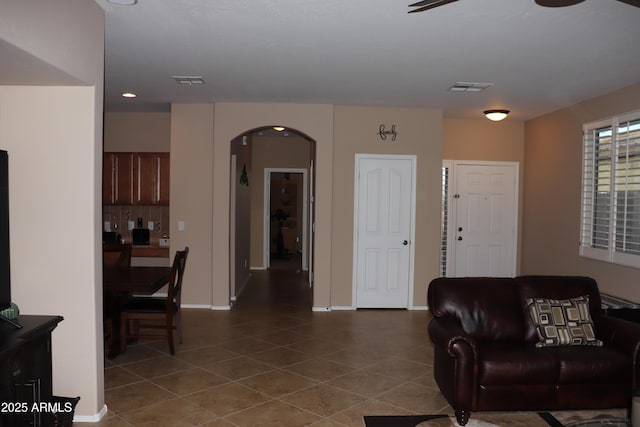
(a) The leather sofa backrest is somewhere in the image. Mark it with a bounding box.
[516,275,602,343]
[428,277,526,342]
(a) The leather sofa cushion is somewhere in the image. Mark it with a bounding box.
[428,277,526,342]
[477,344,630,386]
[478,344,558,385]
[555,346,631,384]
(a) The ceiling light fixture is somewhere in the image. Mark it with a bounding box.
[484,109,510,121]
[107,0,137,5]
[273,126,285,132]
[121,92,137,98]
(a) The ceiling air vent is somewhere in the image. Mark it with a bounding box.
[173,76,206,85]
[448,82,493,92]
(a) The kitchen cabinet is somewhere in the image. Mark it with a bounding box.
[0,315,63,427]
[134,153,169,206]
[103,153,134,205]
[103,152,169,206]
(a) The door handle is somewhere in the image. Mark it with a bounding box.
[402,240,409,246]
[458,236,463,241]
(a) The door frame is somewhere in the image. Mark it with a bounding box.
[442,160,519,277]
[263,168,309,270]
[352,154,417,309]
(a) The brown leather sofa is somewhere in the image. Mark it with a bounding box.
[428,275,640,426]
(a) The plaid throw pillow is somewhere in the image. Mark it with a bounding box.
[526,295,603,348]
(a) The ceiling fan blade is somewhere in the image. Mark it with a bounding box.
[617,0,640,7]
[535,0,584,6]
[408,0,458,13]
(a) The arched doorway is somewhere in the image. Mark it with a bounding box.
[229,126,316,306]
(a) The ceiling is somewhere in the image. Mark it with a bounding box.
[95,0,640,121]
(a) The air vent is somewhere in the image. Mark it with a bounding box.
[172,76,206,85]
[448,82,493,92]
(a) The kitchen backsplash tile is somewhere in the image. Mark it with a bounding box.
[103,205,169,244]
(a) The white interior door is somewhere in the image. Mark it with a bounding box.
[354,154,416,308]
[452,162,518,277]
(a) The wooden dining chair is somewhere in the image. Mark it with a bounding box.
[119,247,189,355]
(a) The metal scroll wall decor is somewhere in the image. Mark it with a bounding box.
[378,124,398,141]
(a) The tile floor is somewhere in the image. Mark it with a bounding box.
[94,266,448,426]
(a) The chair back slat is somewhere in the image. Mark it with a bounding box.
[167,247,189,308]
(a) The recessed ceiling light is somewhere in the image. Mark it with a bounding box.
[273,126,285,132]
[107,0,137,5]
[121,92,137,98]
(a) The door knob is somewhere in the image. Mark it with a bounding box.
[403,240,409,245]
[458,236,463,241]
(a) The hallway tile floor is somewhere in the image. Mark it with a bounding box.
[91,269,447,426]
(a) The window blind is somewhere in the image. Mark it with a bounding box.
[440,166,449,277]
[580,110,640,268]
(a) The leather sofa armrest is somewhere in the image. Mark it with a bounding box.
[429,316,478,359]
[429,316,479,414]
[596,315,640,390]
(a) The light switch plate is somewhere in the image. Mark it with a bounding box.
[128,220,134,230]
[178,220,185,231]
[104,221,111,232]
[148,221,154,230]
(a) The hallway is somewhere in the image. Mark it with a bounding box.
[99,268,443,426]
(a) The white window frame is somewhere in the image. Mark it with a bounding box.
[580,108,640,268]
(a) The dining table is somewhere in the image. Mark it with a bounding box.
[103,265,171,359]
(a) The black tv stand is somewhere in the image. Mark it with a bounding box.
[0,313,22,329]
[0,315,63,426]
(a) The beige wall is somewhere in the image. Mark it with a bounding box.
[332,106,442,308]
[170,104,215,307]
[522,82,640,301]
[443,118,524,162]
[0,0,104,420]
[249,135,311,269]
[443,118,526,273]
[210,103,335,309]
[104,112,171,152]
[230,137,252,298]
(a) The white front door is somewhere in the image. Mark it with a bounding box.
[452,162,518,277]
[353,154,416,308]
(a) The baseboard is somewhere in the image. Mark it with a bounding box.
[331,306,356,310]
[181,304,214,309]
[409,306,429,310]
[210,305,231,311]
[73,404,108,423]
[312,306,331,312]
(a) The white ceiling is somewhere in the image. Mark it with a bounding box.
[95,0,640,120]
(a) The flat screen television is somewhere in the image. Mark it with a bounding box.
[0,150,20,328]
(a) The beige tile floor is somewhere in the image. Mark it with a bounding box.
[93,266,449,426]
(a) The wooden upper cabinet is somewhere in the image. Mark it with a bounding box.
[103,153,134,205]
[103,152,169,206]
[156,153,170,205]
[134,153,156,205]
